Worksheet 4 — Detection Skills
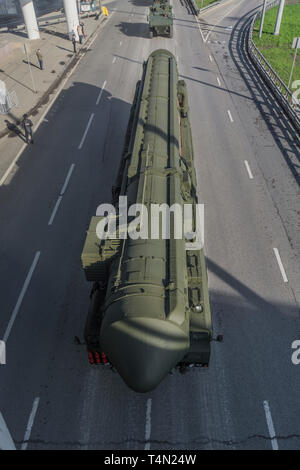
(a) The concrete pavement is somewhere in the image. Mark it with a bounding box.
[0,0,299,450]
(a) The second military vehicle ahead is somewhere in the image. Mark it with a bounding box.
[148,0,174,38]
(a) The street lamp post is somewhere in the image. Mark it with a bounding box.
[24,43,37,94]
[259,0,267,39]
[274,0,285,36]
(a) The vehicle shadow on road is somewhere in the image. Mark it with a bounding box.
[115,21,150,39]
[129,0,152,6]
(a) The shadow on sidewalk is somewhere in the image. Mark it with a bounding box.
[0,29,28,38]
[56,45,74,53]
[40,27,68,40]
[0,68,36,93]
[4,119,27,142]
[22,60,41,70]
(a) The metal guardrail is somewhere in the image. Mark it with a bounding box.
[184,0,199,15]
[247,0,300,133]
[190,0,200,15]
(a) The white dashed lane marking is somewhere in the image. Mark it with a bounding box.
[78,113,95,149]
[2,252,41,342]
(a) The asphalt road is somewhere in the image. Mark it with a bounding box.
[0,0,299,450]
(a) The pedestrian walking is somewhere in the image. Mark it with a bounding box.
[80,21,85,39]
[77,23,83,44]
[72,32,77,53]
[36,48,43,70]
[21,114,34,144]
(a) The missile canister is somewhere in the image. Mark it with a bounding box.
[81,49,212,392]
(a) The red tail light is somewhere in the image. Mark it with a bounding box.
[88,352,94,364]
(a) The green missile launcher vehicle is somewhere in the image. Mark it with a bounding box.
[148,0,174,38]
[81,49,213,393]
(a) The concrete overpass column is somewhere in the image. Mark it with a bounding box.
[63,0,80,40]
[19,0,40,40]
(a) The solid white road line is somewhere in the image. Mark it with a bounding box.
[144,398,152,451]
[273,248,288,283]
[21,397,40,450]
[2,252,41,343]
[112,56,116,63]
[194,14,205,42]
[120,40,122,46]
[217,76,221,86]
[244,160,253,180]
[78,113,95,149]
[48,196,63,226]
[0,411,16,450]
[60,163,75,195]
[209,55,213,62]
[96,80,107,105]
[263,401,279,450]
[227,109,234,123]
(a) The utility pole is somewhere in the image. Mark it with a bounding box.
[259,0,267,39]
[24,43,37,94]
[288,38,300,89]
[19,0,40,40]
[274,0,285,36]
[63,0,80,40]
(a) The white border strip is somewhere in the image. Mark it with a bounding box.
[0,411,16,450]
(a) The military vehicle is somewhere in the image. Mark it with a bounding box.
[81,49,213,393]
[148,0,173,38]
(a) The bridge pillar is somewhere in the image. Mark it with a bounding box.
[63,0,80,40]
[19,0,40,40]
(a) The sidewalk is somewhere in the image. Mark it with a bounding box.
[0,9,107,140]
